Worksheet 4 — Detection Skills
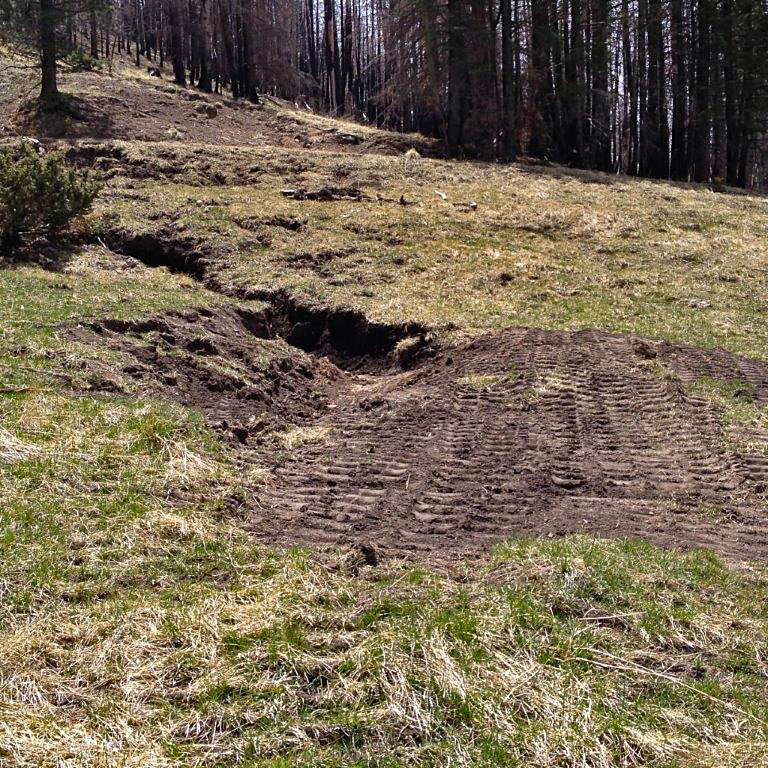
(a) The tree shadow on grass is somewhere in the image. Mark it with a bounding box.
[0,237,80,273]
[12,93,116,140]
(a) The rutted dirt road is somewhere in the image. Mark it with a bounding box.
[249,327,768,561]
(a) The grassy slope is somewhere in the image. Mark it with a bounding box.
[102,144,768,358]
[2,61,768,767]
[2,392,767,766]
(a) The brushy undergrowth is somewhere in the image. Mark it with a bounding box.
[0,145,99,251]
[0,390,767,768]
[64,47,103,73]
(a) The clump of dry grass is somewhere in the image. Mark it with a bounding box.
[0,426,38,463]
[689,378,768,456]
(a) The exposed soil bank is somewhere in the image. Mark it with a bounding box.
[68,307,343,443]
[68,240,768,562]
[100,226,431,370]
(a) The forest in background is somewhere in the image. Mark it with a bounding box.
[2,0,768,187]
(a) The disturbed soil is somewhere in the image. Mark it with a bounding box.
[5,50,767,563]
[67,307,344,441]
[69,288,768,561]
[248,327,768,562]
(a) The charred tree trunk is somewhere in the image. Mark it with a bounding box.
[670,0,687,179]
[500,0,516,159]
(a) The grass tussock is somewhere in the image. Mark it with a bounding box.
[1,390,767,767]
[690,378,768,455]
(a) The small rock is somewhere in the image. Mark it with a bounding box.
[337,132,362,145]
[358,543,378,566]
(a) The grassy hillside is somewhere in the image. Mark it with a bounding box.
[1,53,768,767]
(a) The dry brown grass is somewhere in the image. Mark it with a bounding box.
[91,141,768,359]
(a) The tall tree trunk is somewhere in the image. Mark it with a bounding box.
[565,0,585,166]
[167,0,186,85]
[637,0,648,173]
[646,0,668,177]
[500,0,516,159]
[197,0,212,90]
[694,0,712,182]
[670,0,687,179]
[90,10,100,58]
[530,0,553,157]
[446,0,468,154]
[591,0,611,171]
[39,0,60,107]
[323,0,341,111]
[621,0,637,173]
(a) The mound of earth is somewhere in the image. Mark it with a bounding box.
[68,307,343,442]
[250,327,768,561]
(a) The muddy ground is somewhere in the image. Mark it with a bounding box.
[63,247,768,562]
[249,327,768,561]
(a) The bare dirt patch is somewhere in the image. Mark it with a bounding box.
[1,57,437,156]
[250,327,768,562]
[67,307,343,442]
[62,237,768,562]
[96,225,431,369]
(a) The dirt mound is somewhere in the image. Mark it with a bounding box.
[68,307,343,442]
[250,327,768,561]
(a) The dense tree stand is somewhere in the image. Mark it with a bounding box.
[3,0,768,186]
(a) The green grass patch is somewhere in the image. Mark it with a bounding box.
[1,391,767,766]
[690,378,768,455]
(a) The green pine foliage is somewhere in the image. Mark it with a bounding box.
[64,46,102,72]
[0,144,100,251]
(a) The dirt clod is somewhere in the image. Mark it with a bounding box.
[281,186,369,201]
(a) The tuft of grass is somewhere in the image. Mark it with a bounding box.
[690,378,768,455]
[457,370,518,390]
